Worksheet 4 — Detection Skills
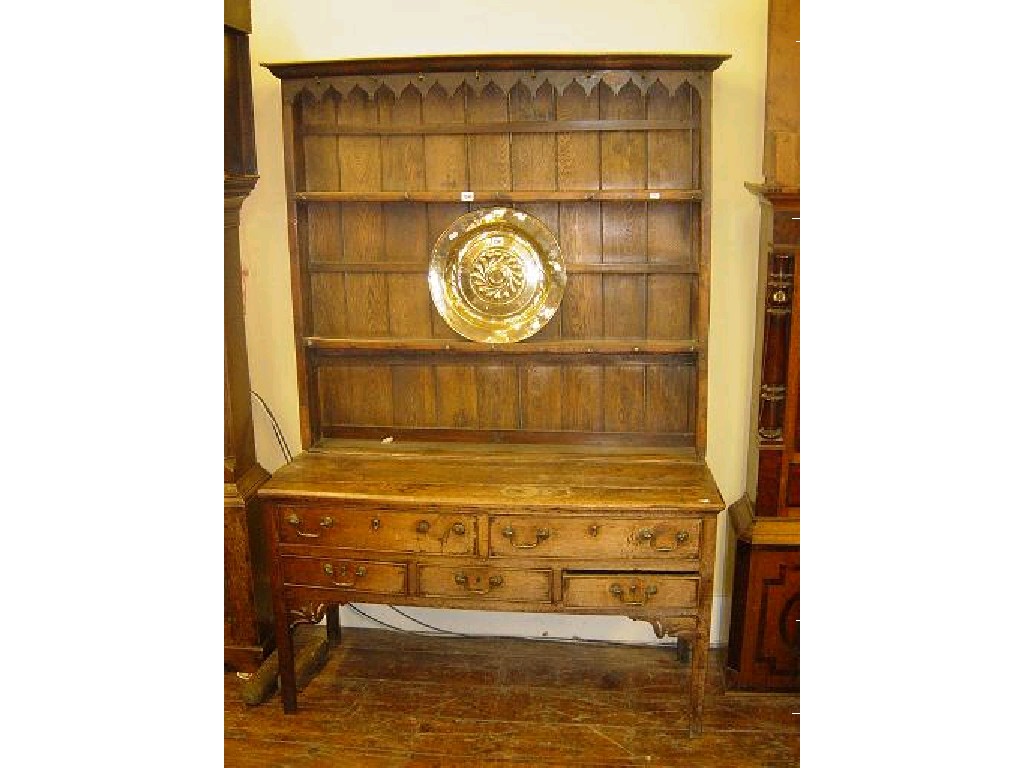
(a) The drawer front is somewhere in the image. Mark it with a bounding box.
[417,565,552,603]
[276,507,476,555]
[489,515,701,560]
[282,556,407,595]
[562,572,699,610]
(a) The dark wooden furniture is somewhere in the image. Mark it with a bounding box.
[726,0,800,691]
[224,0,274,672]
[260,52,729,735]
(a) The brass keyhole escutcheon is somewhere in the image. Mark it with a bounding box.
[371,518,381,531]
[588,524,601,537]
[416,520,430,534]
[451,522,466,535]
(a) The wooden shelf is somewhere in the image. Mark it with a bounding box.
[305,337,698,356]
[303,118,698,136]
[308,261,697,275]
[294,190,701,204]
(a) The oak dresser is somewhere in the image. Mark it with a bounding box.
[260,52,729,736]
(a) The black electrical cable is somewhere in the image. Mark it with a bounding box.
[250,390,293,462]
[388,606,467,635]
[344,604,673,649]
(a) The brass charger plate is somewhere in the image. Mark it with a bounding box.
[428,207,565,343]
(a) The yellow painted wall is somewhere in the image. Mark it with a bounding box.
[239,0,768,644]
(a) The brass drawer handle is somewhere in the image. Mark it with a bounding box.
[502,525,550,549]
[451,522,467,535]
[416,520,430,534]
[609,582,658,606]
[286,513,334,538]
[323,562,367,588]
[638,528,691,551]
[454,572,504,594]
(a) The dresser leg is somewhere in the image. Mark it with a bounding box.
[688,634,708,737]
[326,603,341,647]
[277,623,298,713]
[676,637,692,663]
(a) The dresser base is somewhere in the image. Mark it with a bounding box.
[260,443,724,736]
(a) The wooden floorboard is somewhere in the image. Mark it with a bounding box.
[225,627,799,767]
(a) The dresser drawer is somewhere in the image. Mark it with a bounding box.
[489,515,701,560]
[562,573,699,610]
[416,565,552,603]
[282,556,407,595]
[276,507,476,555]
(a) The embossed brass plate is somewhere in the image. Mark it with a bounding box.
[428,207,565,343]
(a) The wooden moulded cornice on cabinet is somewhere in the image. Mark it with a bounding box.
[260,51,729,736]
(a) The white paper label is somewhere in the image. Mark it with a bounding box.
[649,191,661,200]
[461,191,475,202]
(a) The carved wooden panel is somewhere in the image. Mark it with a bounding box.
[726,543,799,690]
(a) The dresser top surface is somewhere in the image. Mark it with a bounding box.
[259,441,724,511]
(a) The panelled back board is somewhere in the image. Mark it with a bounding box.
[268,54,722,452]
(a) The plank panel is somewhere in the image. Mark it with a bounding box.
[379,85,425,191]
[467,83,511,190]
[647,202,691,266]
[387,274,432,337]
[521,365,562,430]
[476,365,520,429]
[310,274,347,337]
[301,95,339,191]
[646,81,690,189]
[423,84,467,191]
[644,364,688,434]
[383,203,427,263]
[306,202,343,262]
[510,83,557,190]
[558,203,601,264]
[602,202,646,263]
[556,81,600,191]
[391,365,437,427]
[341,203,384,262]
[603,276,646,338]
[604,366,646,433]
[646,274,692,339]
[337,88,381,192]
[562,365,603,431]
[599,82,646,189]
[436,366,478,428]
[320,365,393,426]
[561,274,603,339]
[344,274,389,336]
